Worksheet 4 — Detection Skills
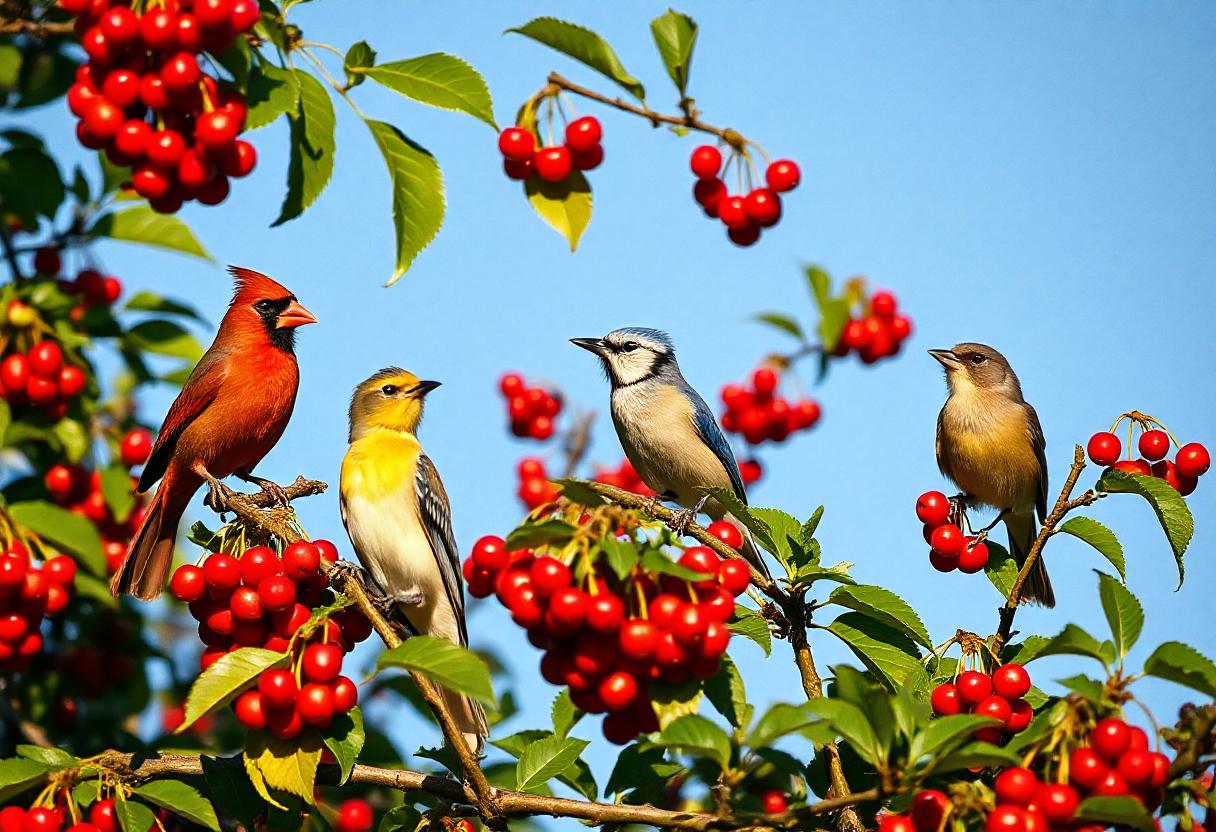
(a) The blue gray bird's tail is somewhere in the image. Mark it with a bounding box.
[1005,510,1054,607]
[726,514,772,582]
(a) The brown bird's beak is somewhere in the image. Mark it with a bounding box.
[276,300,318,329]
[410,380,442,397]
[928,348,961,369]
[570,337,607,356]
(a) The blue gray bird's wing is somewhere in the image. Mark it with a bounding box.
[1025,402,1049,523]
[687,386,748,504]
[415,453,469,646]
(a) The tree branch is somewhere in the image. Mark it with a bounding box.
[994,445,1099,651]
[0,17,74,35]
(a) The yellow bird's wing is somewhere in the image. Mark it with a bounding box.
[415,452,468,647]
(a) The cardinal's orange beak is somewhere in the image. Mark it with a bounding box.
[276,300,317,329]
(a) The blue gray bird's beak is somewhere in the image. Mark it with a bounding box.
[570,337,607,356]
[410,380,442,396]
[928,348,961,370]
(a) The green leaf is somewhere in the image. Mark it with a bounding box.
[550,689,580,739]
[343,41,376,89]
[379,806,423,832]
[16,746,77,768]
[273,70,336,226]
[1001,635,1051,666]
[376,635,495,705]
[983,541,1018,600]
[133,780,219,831]
[123,290,205,322]
[507,17,645,100]
[1058,516,1126,581]
[9,501,104,575]
[1076,796,1155,832]
[599,536,639,580]
[931,741,1022,773]
[705,656,751,731]
[245,62,299,130]
[99,466,136,525]
[827,584,931,648]
[806,264,851,352]
[649,9,698,94]
[650,678,702,729]
[492,730,596,799]
[115,796,157,832]
[525,171,592,252]
[201,755,263,829]
[505,519,577,551]
[181,647,288,732]
[52,418,89,464]
[827,611,924,692]
[89,206,210,259]
[1056,674,1106,704]
[364,119,444,285]
[123,319,205,361]
[1034,624,1112,669]
[1096,468,1193,586]
[640,549,705,582]
[656,714,732,769]
[1095,570,1143,657]
[0,147,64,224]
[554,478,607,507]
[360,54,496,129]
[0,758,49,803]
[515,734,590,793]
[605,744,684,800]
[1142,641,1216,698]
[323,707,365,784]
[245,730,322,803]
[791,561,857,587]
[746,702,828,749]
[728,605,771,656]
[803,698,882,767]
[908,715,1001,765]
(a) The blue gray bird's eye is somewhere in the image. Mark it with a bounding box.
[621,341,639,352]
[381,385,398,395]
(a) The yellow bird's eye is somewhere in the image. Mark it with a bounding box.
[380,385,398,396]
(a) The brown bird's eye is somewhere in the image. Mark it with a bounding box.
[970,354,986,365]
[380,385,398,396]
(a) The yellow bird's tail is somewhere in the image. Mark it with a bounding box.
[1005,510,1055,608]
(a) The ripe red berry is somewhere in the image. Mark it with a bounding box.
[727,224,760,247]
[529,556,571,596]
[1176,442,1210,479]
[258,576,296,612]
[258,669,298,708]
[717,196,750,230]
[910,789,950,832]
[29,341,63,376]
[332,676,358,713]
[930,683,962,716]
[716,559,750,596]
[991,663,1032,699]
[203,553,241,592]
[619,619,659,660]
[955,670,993,705]
[88,799,118,832]
[929,524,965,556]
[587,593,624,632]
[671,603,707,646]
[120,428,153,467]
[690,145,723,179]
[994,767,1039,807]
[1036,784,1079,823]
[986,806,1027,832]
[1117,748,1156,788]
[571,144,604,171]
[146,129,186,168]
[195,110,241,151]
[335,799,374,832]
[744,188,781,227]
[533,146,572,182]
[1111,458,1152,477]
[99,6,139,44]
[498,127,535,162]
[297,682,334,726]
[915,491,950,526]
[1092,769,1129,796]
[565,116,602,153]
[1069,747,1109,790]
[879,816,915,832]
[546,587,589,632]
[140,8,178,48]
[302,642,343,683]
[229,586,262,621]
[678,546,720,585]
[132,165,172,200]
[471,535,509,572]
[1087,432,1121,466]
[1138,429,1170,462]
[957,538,989,573]
[974,695,1013,724]
[169,564,206,603]
[1091,717,1131,760]
[761,790,789,814]
[234,689,266,728]
[281,541,320,580]
[928,547,959,572]
[765,159,800,192]
[43,556,76,586]
[598,670,638,711]
[693,177,727,216]
[160,52,201,93]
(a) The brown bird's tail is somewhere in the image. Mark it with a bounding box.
[110,472,197,600]
[441,685,488,756]
[1005,510,1054,608]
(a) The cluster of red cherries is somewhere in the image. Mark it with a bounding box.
[689,145,800,247]
[43,462,148,575]
[462,522,751,744]
[592,458,655,498]
[59,0,259,213]
[0,540,77,675]
[516,457,560,511]
[930,663,1034,742]
[832,289,913,365]
[0,799,117,832]
[496,116,604,183]
[1087,427,1209,497]
[499,372,562,440]
[167,539,370,738]
[916,490,990,574]
[719,366,821,446]
[0,339,87,421]
[31,249,123,307]
[59,615,142,707]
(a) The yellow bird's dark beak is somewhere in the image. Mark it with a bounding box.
[928,348,961,369]
[410,380,442,396]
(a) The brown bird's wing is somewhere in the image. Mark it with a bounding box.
[415,453,467,646]
[1025,402,1049,523]
[935,407,948,477]
[138,348,231,492]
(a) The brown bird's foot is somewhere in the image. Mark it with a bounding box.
[977,508,1008,537]
[239,473,289,507]
[947,493,970,527]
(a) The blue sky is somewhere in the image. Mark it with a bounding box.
[15,0,1216,798]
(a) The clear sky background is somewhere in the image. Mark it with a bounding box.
[15,0,1216,799]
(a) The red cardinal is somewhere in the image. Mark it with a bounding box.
[111,267,316,599]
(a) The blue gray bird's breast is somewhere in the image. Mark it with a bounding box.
[611,382,737,511]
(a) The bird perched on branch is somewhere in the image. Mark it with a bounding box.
[572,328,772,581]
[339,368,487,754]
[931,342,1054,607]
[111,268,316,600]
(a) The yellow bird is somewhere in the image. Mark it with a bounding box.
[339,367,487,753]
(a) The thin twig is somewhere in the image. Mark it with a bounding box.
[560,411,595,479]
[0,17,73,35]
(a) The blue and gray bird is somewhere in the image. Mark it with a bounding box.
[571,328,772,581]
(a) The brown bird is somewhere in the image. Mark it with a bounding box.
[111,268,316,600]
[931,343,1054,607]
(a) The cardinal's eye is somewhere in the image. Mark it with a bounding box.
[381,385,398,396]
[970,354,986,365]
[254,300,274,312]
[621,341,639,352]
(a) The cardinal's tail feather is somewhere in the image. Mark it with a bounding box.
[1006,510,1055,608]
[110,473,195,600]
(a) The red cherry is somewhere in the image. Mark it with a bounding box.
[1150,459,1182,491]
[587,593,624,632]
[931,683,962,716]
[1069,747,1109,790]
[744,188,781,227]
[571,144,604,171]
[160,52,201,93]
[678,546,720,585]
[690,145,722,179]
[957,539,990,573]
[565,116,602,153]
[533,146,572,182]
[879,816,915,832]
[716,559,750,596]
[1091,717,1131,760]
[870,290,897,318]
[233,689,266,728]
[88,799,118,832]
[335,799,374,832]
[765,159,800,192]
[195,110,241,150]
[929,524,964,556]
[1137,429,1170,462]
[471,536,508,572]
[297,683,334,726]
[928,547,959,573]
[194,0,233,28]
[170,565,206,602]
[43,556,76,586]
[229,586,262,621]
[1116,748,1156,788]
[265,703,303,740]
[910,789,950,832]
[619,619,659,660]
[717,196,750,230]
[132,165,172,200]
[22,808,63,832]
[332,676,358,712]
[598,670,638,711]
[1111,458,1152,476]
[706,521,743,551]
[1092,769,1128,796]
[986,806,1027,832]
[1148,752,1170,788]
[196,173,231,206]
[257,669,298,708]
[994,767,1039,807]
[29,341,63,376]
[99,6,139,44]
[140,8,179,48]
[216,139,257,178]
[139,73,170,110]
[529,556,571,596]
[955,670,993,705]
[497,127,536,162]
[257,576,296,613]
[113,119,151,159]
[270,603,310,639]
[992,663,1031,699]
[202,553,241,592]
[727,225,760,247]
[120,428,153,467]
[974,694,1012,724]
[230,0,259,32]
[1087,432,1121,466]
[275,541,317,580]
[1176,442,1210,478]
[546,587,588,632]
[1036,784,1079,823]
[671,603,707,646]
[761,790,788,814]
[693,178,727,216]
[302,642,343,683]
